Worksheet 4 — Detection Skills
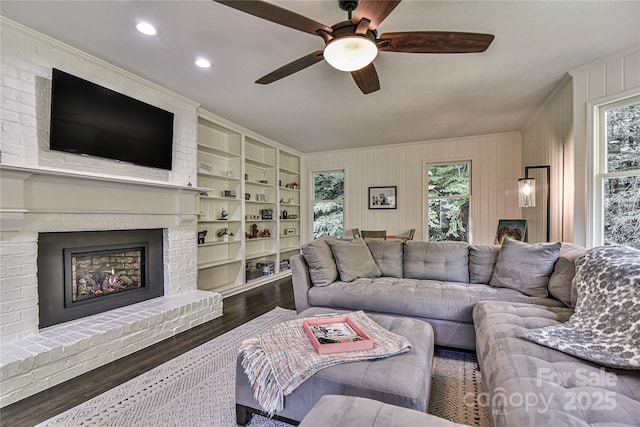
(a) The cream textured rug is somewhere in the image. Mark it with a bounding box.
[38,308,490,427]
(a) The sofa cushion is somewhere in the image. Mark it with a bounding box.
[474,301,640,427]
[299,395,468,427]
[547,243,586,308]
[367,240,404,278]
[469,244,500,284]
[404,241,469,283]
[327,238,381,282]
[490,237,561,297]
[301,236,338,287]
[308,277,564,324]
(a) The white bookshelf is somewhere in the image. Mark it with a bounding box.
[196,113,302,295]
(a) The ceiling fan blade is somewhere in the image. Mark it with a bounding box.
[352,0,402,30]
[256,50,325,84]
[351,63,380,94]
[379,31,494,53]
[215,0,332,36]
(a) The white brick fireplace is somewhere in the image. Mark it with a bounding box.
[0,167,223,407]
[0,19,223,407]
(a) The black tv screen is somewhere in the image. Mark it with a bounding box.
[49,69,174,170]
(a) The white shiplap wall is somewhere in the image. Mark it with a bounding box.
[303,132,522,245]
[570,48,640,247]
[521,77,573,243]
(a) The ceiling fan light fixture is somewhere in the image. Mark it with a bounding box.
[324,35,378,72]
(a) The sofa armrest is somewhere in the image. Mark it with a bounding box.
[291,254,312,313]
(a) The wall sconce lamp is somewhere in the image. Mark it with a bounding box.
[518,178,536,208]
[519,165,551,242]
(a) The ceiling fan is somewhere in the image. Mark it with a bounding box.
[215,0,494,94]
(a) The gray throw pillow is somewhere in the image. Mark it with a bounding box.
[300,236,338,287]
[469,245,501,284]
[547,243,586,307]
[489,237,561,297]
[327,238,382,282]
[366,240,404,278]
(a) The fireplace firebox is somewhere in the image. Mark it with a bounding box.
[38,229,164,328]
[66,244,146,305]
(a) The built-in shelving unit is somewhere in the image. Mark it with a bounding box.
[196,113,302,296]
[278,150,301,273]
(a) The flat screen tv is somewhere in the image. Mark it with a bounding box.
[49,68,174,170]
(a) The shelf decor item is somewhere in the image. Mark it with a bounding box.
[197,230,207,245]
[199,162,212,173]
[368,186,397,209]
[217,228,233,242]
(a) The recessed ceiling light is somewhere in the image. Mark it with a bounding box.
[136,22,157,36]
[195,58,211,69]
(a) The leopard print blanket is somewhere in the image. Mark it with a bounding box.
[522,245,640,369]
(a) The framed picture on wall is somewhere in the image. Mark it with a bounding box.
[495,219,527,244]
[369,186,397,209]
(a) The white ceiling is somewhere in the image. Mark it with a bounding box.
[2,1,639,153]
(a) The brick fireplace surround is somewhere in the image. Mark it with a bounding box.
[0,19,227,407]
[0,167,223,407]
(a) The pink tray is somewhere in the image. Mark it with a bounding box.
[303,316,374,354]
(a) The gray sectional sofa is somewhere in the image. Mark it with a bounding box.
[291,238,572,350]
[290,237,640,426]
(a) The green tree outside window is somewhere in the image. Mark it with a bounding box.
[602,101,639,248]
[426,162,471,242]
[313,171,345,239]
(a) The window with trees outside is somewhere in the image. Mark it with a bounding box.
[313,170,345,239]
[594,96,639,249]
[426,162,471,242]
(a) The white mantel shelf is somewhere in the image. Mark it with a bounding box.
[0,164,203,232]
[0,164,205,193]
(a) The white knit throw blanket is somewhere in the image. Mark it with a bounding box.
[239,311,413,417]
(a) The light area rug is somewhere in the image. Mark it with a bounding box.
[38,308,490,427]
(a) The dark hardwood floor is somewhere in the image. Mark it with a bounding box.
[0,278,295,427]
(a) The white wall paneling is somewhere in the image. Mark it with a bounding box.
[304,132,522,245]
[521,77,573,243]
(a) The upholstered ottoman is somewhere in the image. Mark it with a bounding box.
[236,308,435,425]
[299,395,470,427]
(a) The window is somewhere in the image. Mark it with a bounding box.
[426,162,471,242]
[594,96,640,248]
[313,170,345,239]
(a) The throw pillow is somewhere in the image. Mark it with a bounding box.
[522,245,640,369]
[469,244,501,284]
[547,243,586,308]
[489,237,561,297]
[327,238,382,282]
[300,236,338,287]
[366,240,404,278]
